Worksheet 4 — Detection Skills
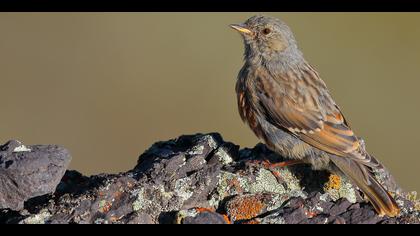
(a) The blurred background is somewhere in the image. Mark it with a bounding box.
[0,13,419,192]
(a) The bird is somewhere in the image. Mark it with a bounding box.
[230,15,400,217]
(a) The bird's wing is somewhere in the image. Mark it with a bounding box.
[254,65,379,167]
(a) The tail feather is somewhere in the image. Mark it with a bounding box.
[329,155,400,217]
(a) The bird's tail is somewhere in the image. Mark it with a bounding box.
[329,155,400,217]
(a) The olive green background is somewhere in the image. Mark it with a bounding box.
[1,13,419,192]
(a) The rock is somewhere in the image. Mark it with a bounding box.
[176,208,229,224]
[183,212,228,224]
[0,133,418,224]
[126,213,155,224]
[0,140,72,211]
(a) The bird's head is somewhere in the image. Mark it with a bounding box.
[230,15,300,62]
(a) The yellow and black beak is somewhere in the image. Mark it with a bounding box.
[230,24,253,35]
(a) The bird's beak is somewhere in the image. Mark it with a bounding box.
[230,24,253,35]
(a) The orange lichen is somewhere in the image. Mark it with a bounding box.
[113,191,123,201]
[325,174,342,190]
[228,196,265,221]
[109,216,119,222]
[101,201,112,213]
[305,210,318,218]
[242,219,260,224]
[195,207,215,213]
[222,214,232,224]
[227,178,243,194]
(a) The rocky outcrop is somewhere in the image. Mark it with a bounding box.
[0,140,71,211]
[0,133,418,224]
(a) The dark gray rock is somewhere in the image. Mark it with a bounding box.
[0,133,418,224]
[183,211,228,224]
[0,140,71,211]
[125,213,155,224]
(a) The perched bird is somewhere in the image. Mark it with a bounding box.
[230,15,400,217]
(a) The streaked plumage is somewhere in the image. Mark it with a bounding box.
[231,15,400,217]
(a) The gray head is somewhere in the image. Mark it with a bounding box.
[230,15,303,65]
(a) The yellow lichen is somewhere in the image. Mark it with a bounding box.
[325,174,342,191]
[408,192,420,211]
[406,191,417,202]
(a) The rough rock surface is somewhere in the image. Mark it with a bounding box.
[0,133,419,224]
[0,140,72,211]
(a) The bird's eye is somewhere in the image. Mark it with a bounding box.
[262,28,271,35]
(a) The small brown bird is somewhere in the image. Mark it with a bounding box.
[230,15,400,217]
